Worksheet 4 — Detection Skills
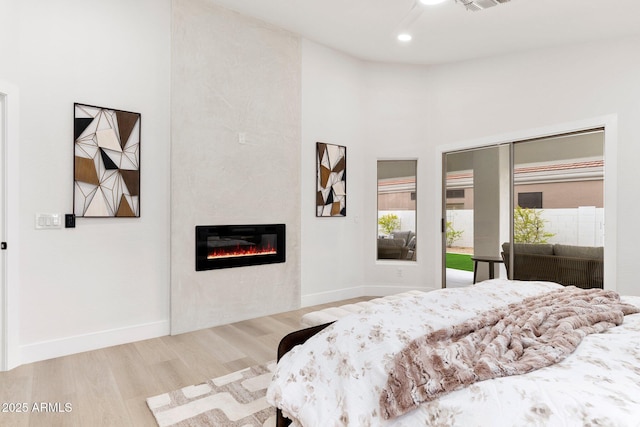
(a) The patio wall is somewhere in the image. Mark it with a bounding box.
[446,207,605,249]
[378,210,417,235]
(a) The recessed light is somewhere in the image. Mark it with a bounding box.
[397,33,412,42]
[420,0,447,5]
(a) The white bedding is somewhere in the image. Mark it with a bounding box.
[266,280,640,427]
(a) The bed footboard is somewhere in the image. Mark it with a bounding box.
[276,322,334,427]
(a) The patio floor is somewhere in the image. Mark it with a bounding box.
[446,268,473,288]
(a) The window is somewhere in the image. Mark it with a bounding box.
[518,192,542,209]
[446,189,465,199]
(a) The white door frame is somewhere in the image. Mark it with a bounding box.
[435,115,617,291]
[0,79,20,371]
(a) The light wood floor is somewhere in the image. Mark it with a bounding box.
[0,297,371,427]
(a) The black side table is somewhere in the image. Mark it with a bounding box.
[471,256,504,284]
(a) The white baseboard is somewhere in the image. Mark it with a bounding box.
[301,286,365,307]
[19,320,170,366]
[302,284,439,307]
[363,284,438,296]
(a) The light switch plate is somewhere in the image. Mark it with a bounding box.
[35,213,62,229]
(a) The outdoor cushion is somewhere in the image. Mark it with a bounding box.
[501,242,603,289]
[502,243,554,255]
[391,231,413,244]
[553,244,603,260]
[378,238,407,248]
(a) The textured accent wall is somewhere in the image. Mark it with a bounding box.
[170,0,301,334]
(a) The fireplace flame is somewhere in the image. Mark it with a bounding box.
[207,243,277,259]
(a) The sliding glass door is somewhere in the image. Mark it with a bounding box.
[509,131,604,287]
[443,129,604,288]
[443,145,510,288]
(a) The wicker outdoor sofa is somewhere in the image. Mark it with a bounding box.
[501,243,604,289]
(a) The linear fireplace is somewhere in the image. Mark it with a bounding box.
[195,224,286,271]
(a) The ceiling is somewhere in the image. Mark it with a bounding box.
[446,130,604,173]
[206,0,640,65]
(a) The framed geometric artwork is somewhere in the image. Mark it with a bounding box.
[73,103,141,217]
[316,142,346,217]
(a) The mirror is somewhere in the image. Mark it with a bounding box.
[377,160,417,261]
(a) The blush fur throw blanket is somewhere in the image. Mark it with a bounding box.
[380,286,640,420]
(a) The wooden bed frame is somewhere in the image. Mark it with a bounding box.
[275,322,334,427]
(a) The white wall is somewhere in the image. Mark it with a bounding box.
[378,211,416,235]
[0,0,19,68]
[0,0,171,365]
[446,208,605,248]
[361,65,437,293]
[300,40,366,305]
[446,210,474,248]
[360,36,640,297]
[170,0,301,333]
[545,208,605,246]
[301,35,640,299]
[4,2,640,366]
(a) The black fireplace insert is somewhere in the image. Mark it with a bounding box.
[195,224,286,271]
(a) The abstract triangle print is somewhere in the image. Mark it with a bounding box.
[74,117,94,141]
[73,103,141,217]
[316,142,346,217]
[100,148,119,170]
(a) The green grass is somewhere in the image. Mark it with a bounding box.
[446,253,474,272]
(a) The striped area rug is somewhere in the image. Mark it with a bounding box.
[146,361,276,427]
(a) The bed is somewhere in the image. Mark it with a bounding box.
[267,279,640,427]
